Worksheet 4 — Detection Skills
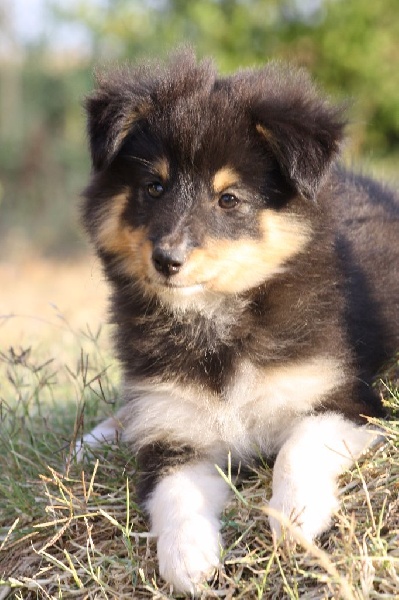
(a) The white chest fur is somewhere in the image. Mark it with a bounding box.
[123,355,346,459]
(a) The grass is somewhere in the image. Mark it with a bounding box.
[0,316,398,599]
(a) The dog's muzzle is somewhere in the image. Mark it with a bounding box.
[152,244,187,278]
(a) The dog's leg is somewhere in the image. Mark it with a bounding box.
[140,452,230,595]
[268,413,378,541]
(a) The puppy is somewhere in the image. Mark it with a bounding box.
[79,50,399,594]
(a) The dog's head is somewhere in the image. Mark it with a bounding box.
[83,50,344,311]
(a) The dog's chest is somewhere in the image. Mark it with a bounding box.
[213,355,344,454]
[122,299,345,453]
[123,301,248,393]
[126,354,344,457]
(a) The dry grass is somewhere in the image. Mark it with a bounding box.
[1,257,398,599]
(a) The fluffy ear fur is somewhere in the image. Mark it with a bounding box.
[85,49,216,171]
[86,53,344,192]
[84,70,152,171]
[231,64,346,200]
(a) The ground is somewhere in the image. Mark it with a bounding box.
[0,253,398,599]
[1,253,107,349]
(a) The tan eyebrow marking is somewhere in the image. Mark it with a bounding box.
[212,167,240,193]
[152,157,170,181]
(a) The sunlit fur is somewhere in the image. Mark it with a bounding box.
[92,193,311,310]
[79,50,399,594]
[212,167,241,193]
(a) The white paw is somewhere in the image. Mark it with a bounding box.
[157,515,221,595]
[268,413,376,543]
[268,483,338,542]
[74,432,99,462]
[73,418,121,462]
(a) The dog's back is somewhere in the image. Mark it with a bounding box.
[333,168,399,376]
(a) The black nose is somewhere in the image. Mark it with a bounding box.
[152,245,185,277]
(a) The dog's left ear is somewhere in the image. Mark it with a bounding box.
[85,49,215,172]
[234,64,346,200]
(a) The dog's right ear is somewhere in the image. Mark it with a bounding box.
[84,71,152,171]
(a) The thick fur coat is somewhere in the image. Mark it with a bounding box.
[78,51,399,594]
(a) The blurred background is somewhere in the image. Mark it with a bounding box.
[1,0,398,344]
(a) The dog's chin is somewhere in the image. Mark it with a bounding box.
[159,282,206,295]
[146,279,225,314]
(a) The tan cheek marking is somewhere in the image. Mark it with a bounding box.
[213,167,240,193]
[118,235,153,280]
[94,193,153,279]
[185,211,311,293]
[94,194,129,253]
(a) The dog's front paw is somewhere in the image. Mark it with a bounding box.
[73,417,122,462]
[157,515,221,595]
[268,483,338,542]
[268,414,376,542]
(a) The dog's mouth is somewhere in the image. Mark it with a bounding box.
[144,275,228,312]
[145,275,207,293]
[154,281,206,294]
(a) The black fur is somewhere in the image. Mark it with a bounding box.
[82,50,398,508]
[136,442,200,504]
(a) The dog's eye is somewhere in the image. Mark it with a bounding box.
[147,182,164,198]
[218,193,239,209]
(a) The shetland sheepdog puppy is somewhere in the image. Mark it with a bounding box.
[78,50,399,594]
